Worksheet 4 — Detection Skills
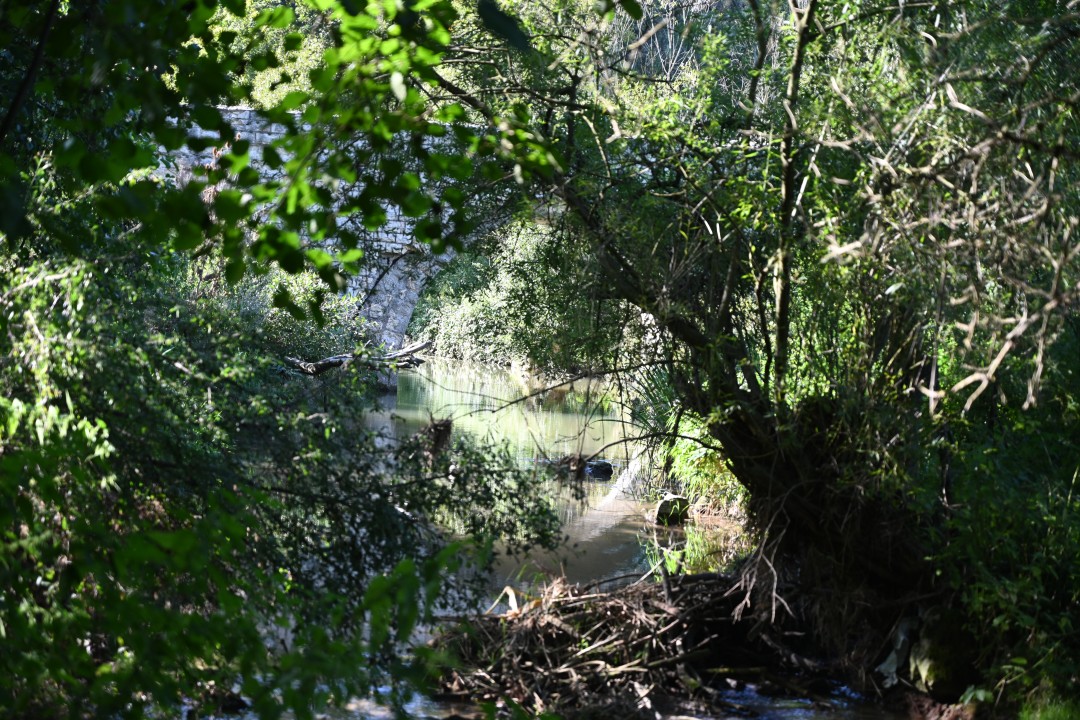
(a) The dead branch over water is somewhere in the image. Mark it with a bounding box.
[432,572,809,717]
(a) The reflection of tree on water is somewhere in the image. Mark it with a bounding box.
[366,358,668,587]
[385,357,636,466]
[367,359,742,598]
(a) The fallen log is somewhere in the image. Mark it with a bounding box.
[285,340,432,376]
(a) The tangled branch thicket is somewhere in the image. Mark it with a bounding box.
[433,571,841,718]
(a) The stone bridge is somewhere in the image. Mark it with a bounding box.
[166,107,459,351]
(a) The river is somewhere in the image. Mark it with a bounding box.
[370,357,665,588]
[354,358,907,720]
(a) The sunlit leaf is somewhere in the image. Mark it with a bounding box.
[618,0,643,20]
[390,71,407,102]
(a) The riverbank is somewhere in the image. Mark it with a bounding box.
[431,572,974,720]
[379,358,1080,720]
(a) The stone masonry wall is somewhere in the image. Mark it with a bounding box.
[164,107,453,350]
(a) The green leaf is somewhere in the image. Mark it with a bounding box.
[191,105,225,133]
[400,190,432,217]
[224,148,250,175]
[278,246,305,274]
[173,222,203,250]
[154,124,187,151]
[618,0,643,20]
[256,6,295,29]
[338,248,364,264]
[283,32,304,52]
[476,0,531,52]
[79,153,124,184]
[0,178,31,244]
[261,145,284,169]
[306,248,334,268]
[272,287,305,320]
[225,258,246,284]
[277,91,309,112]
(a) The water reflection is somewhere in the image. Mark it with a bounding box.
[379,358,635,464]
[367,358,663,588]
[339,361,903,719]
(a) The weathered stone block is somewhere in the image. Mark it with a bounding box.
[653,494,691,525]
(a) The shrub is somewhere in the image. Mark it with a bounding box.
[0,244,562,718]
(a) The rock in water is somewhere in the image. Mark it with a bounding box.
[585,460,614,478]
[654,494,691,525]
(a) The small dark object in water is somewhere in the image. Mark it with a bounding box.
[413,418,452,468]
[585,460,614,478]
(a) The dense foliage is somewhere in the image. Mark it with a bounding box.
[4,0,1080,714]
[0,1,561,717]
[0,232,563,717]
[412,0,1080,705]
[409,219,652,372]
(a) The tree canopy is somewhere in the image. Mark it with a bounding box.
[3,0,1080,715]
[416,0,1080,703]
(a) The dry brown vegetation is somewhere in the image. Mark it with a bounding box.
[432,572,843,718]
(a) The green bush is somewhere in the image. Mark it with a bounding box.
[1020,697,1080,720]
[0,236,562,718]
[625,366,746,514]
[409,220,646,373]
[930,323,1080,700]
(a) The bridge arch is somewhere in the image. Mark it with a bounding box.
[351,246,453,350]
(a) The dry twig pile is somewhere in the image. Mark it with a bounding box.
[434,572,776,717]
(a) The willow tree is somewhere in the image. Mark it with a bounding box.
[0,1,565,716]
[425,0,1080,691]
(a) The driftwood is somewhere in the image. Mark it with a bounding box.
[285,340,431,376]
[433,570,970,719]
[432,573,779,717]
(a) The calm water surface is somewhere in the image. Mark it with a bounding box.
[372,357,660,587]
[357,359,905,720]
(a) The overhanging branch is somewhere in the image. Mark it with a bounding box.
[286,340,432,376]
